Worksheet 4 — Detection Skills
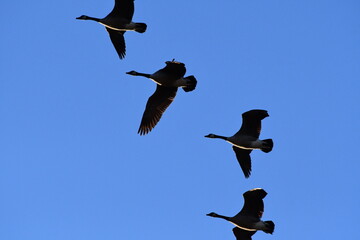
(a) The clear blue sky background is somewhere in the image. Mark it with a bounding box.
[1,0,360,239]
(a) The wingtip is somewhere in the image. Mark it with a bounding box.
[138,124,154,136]
[242,109,270,119]
[244,172,251,178]
[118,52,126,59]
[242,166,251,178]
[244,188,267,198]
[137,128,149,136]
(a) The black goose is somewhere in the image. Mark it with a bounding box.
[207,188,275,240]
[205,109,273,178]
[76,0,147,59]
[126,60,197,135]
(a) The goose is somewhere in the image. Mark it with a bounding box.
[207,188,275,240]
[205,109,273,178]
[76,0,147,59]
[126,60,197,135]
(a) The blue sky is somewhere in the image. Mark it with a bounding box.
[1,0,360,239]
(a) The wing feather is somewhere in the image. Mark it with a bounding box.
[237,189,267,218]
[235,110,269,138]
[160,61,186,80]
[106,28,126,59]
[138,86,177,135]
[106,0,134,21]
[232,227,256,240]
[232,147,252,178]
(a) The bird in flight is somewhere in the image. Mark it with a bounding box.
[76,0,147,59]
[126,60,197,135]
[205,109,273,178]
[207,188,275,240]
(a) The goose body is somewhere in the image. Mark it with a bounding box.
[76,0,147,59]
[226,136,266,150]
[99,20,139,32]
[205,109,273,178]
[126,60,197,135]
[207,188,275,240]
[148,71,189,87]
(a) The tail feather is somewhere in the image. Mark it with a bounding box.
[135,23,147,33]
[263,221,275,234]
[182,75,197,92]
[261,139,273,153]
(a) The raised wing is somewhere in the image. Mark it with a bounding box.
[237,188,267,219]
[106,0,134,21]
[232,227,256,240]
[138,86,178,135]
[106,28,126,59]
[235,109,269,138]
[232,147,252,178]
[159,61,186,80]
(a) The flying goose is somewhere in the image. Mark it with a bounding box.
[205,109,273,178]
[207,188,275,240]
[76,0,147,59]
[126,60,197,135]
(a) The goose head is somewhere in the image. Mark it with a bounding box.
[204,134,216,138]
[76,15,89,20]
[206,212,219,217]
[126,71,140,76]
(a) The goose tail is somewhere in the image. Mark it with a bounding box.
[135,23,147,33]
[261,139,273,153]
[263,221,275,234]
[182,75,197,92]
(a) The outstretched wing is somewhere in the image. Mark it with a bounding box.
[106,0,134,21]
[106,28,126,59]
[235,109,269,138]
[232,147,252,178]
[238,188,267,219]
[232,227,256,240]
[138,86,178,135]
